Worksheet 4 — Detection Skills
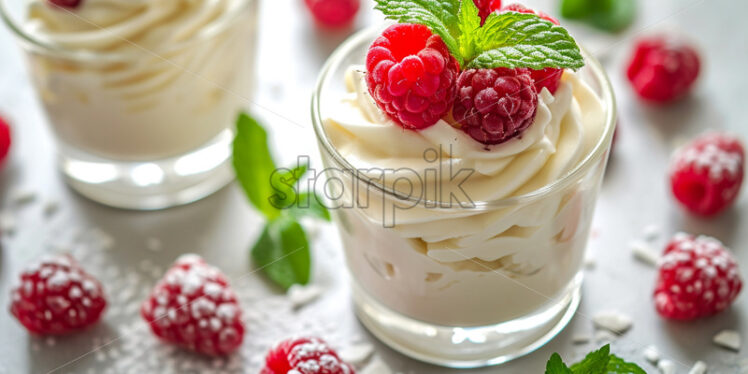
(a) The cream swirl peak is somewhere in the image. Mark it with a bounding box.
[26,0,245,52]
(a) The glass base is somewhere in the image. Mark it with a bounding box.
[59,129,235,210]
[352,273,583,368]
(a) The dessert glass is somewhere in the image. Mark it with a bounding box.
[312,26,616,368]
[0,0,258,209]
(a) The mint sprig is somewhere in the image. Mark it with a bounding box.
[561,0,635,33]
[546,345,647,374]
[374,0,584,70]
[232,112,330,290]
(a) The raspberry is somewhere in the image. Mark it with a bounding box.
[0,115,11,167]
[626,36,701,103]
[365,24,459,130]
[141,255,245,356]
[10,254,106,335]
[502,4,564,93]
[502,3,560,25]
[304,0,359,29]
[669,132,745,216]
[654,233,743,320]
[474,0,502,24]
[453,67,538,145]
[48,0,82,8]
[261,337,354,374]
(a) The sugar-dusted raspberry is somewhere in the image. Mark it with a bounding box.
[669,132,745,216]
[502,3,560,25]
[453,67,538,145]
[10,254,106,335]
[474,0,502,24]
[654,233,742,320]
[365,24,459,130]
[261,337,354,374]
[141,255,245,356]
[48,0,81,8]
[0,115,11,166]
[626,36,701,103]
[304,0,360,29]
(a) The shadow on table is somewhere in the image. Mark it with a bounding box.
[659,307,744,358]
[27,321,118,374]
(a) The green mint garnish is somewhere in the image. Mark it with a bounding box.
[232,112,330,290]
[561,0,635,32]
[374,0,584,70]
[546,345,647,374]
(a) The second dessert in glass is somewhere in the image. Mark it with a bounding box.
[312,1,616,368]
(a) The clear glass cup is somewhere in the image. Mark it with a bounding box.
[1,0,258,209]
[312,26,616,368]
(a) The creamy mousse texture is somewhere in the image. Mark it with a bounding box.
[323,66,607,326]
[24,0,255,160]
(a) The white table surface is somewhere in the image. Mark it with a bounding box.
[0,0,746,373]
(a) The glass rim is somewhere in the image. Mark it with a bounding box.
[0,0,254,62]
[311,24,618,210]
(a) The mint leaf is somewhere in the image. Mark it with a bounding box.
[290,192,331,222]
[269,163,308,210]
[546,353,573,374]
[570,344,612,374]
[455,0,481,64]
[251,215,310,290]
[606,355,647,374]
[374,0,461,64]
[560,0,591,19]
[561,0,635,32]
[232,112,280,220]
[467,12,584,70]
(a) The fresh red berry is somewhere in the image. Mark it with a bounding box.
[304,0,360,29]
[366,24,459,130]
[502,3,560,25]
[0,115,11,166]
[10,254,106,335]
[47,0,82,8]
[626,36,701,103]
[502,4,564,93]
[669,132,745,216]
[141,255,245,356]
[474,0,502,24]
[654,233,743,320]
[453,67,538,145]
[261,337,354,374]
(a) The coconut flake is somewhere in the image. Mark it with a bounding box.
[572,334,591,344]
[688,361,707,374]
[11,188,37,205]
[594,330,618,343]
[658,359,676,374]
[0,211,16,235]
[593,310,633,334]
[643,345,660,364]
[642,224,661,241]
[713,329,741,351]
[287,284,324,309]
[631,240,661,267]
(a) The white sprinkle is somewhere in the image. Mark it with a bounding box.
[584,251,596,269]
[360,357,392,374]
[572,334,591,344]
[643,345,660,364]
[642,224,662,241]
[594,330,618,343]
[287,284,324,309]
[593,310,633,334]
[713,329,741,351]
[338,343,374,365]
[631,240,661,267]
[688,361,707,374]
[146,237,162,252]
[11,188,37,205]
[0,211,16,235]
[658,359,676,374]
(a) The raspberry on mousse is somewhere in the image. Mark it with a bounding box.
[261,337,354,374]
[365,23,460,130]
[654,233,743,320]
[10,254,107,335]
[141,254,245,356]
[452,67,539,145]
